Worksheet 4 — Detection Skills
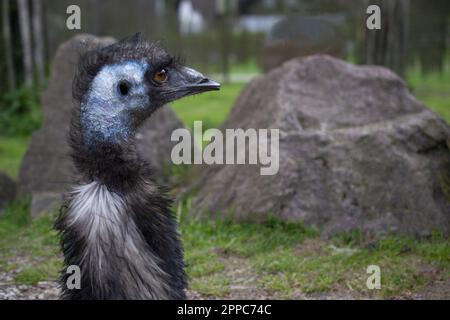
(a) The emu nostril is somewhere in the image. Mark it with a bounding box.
[198,78,210,84]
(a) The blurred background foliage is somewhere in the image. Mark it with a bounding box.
[0,0,448,176]
[0,85,42,136]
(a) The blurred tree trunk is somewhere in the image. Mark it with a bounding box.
[365,0,409,77]
[2,0,16,91]
[31,0,45,84]
[218,18,231,83]
[17,0,33,86]
[216,0,232,83]
[412,0,449,74]
[276,0,285,13]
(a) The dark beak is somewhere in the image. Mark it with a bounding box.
[185,77,221,93]
[179,66,221,93]
[162,66,220,102]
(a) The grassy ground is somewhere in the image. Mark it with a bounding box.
[177,197,449,298]
[0,198,448,298]
[0,136,29,179]
[0,65,449,299]
[0,201,61,285]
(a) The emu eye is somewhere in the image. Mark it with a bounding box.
[118,80,131,96]
[153,68,168,84]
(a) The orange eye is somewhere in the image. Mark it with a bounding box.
[153,68,168,83]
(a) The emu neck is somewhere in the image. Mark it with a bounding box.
[62,107,187,299]
[71,116,141,193]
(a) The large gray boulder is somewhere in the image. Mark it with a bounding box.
[18,34,185,216]
[190,55,450,237]
[0,172,16,215]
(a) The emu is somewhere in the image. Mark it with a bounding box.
[55,33,220,299]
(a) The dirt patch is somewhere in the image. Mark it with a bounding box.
[407,279,450,300]
[0,281,60,300]
[293,238,327,256]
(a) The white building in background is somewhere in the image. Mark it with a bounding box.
[178,0,205,34]
[238,15,283,33]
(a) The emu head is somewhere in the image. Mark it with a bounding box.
[73,33,220,145]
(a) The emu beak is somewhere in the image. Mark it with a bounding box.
[182,67,221,93]
[164,67,220,102]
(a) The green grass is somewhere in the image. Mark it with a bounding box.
[407,64,450,123]
[229,59,261,74]
[0,135,29,179]
[176,198,450,298]
[171,83,244,130]
[0,199,61,285]
[253,234,449,298]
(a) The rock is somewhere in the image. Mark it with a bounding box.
[261,15,346,72]
[18,34,185,216]
[190,55,450,237]
[30,191,61,218]
[0,172,16,214]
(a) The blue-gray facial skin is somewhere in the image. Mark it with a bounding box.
[80,61,150,146]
